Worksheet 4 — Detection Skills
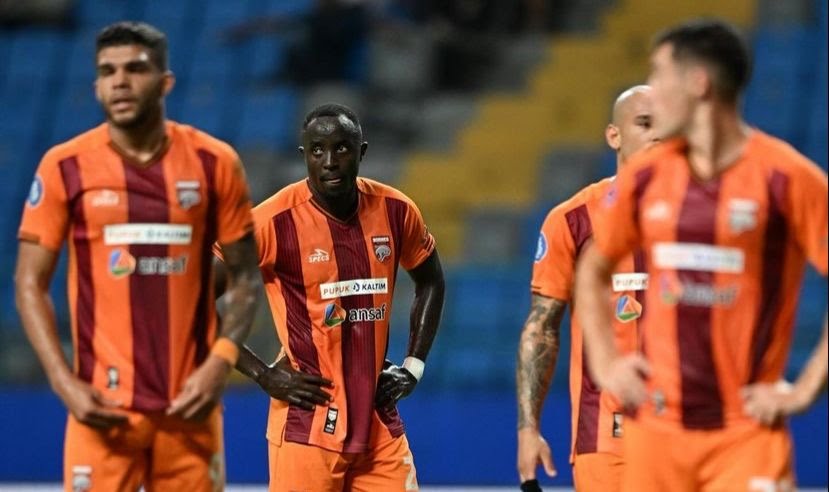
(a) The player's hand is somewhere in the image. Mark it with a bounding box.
[740,380,807,426]
[257,357,333,411]
[596,354,651,410]
[517,427,556,483]
[375,361,418,409]
[55,373,128,429]
[167,354,231,421]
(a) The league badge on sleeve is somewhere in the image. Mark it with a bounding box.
[534,232,548,262]
[27,175,44,208]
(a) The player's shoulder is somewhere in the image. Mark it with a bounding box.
[251,179,313,225]
[624,138,686,175]
[40,123,110,167]
[546,177,614,220]
[168,120,239,163]
[749,130,827,181]
[357,177,419,208]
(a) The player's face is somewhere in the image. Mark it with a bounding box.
[301,115,366,199]
[95,44,172,129]
[617,91,657,163]
[647,43,694,139]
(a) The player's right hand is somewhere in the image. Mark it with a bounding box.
[596,353,651,410]
[257,357,334,410]
[56,374,127,429]
[517,427,556,483]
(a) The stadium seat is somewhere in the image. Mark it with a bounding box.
[236,86,299,152]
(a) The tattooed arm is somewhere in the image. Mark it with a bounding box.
[516,294,567,481]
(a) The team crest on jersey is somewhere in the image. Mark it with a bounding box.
[727,198,758,233]
[108,248,136,278]
[372,236,392,262]
[534,232,548,262]
[324,303,347,327]
[72,465,92,492]
[615,294,642,323]
[27,175,44,207]
[176,180,201,210]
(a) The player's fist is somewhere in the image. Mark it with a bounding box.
[375,361,417,409]
[56,373,127,429]
[517,428,556,483]
[257,356,333,411]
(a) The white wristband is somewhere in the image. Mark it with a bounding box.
[402,357,425,381]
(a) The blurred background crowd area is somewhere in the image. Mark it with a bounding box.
[0,0,826,405]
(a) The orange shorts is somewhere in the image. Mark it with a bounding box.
[268,433,417,492]
[63,407,224,492]
[572,452,624,492]
[623,419,794,492]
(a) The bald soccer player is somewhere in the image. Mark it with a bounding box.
[516,85,657,492]
[576,19,828,491]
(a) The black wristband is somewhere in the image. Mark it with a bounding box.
[520,479,542,492]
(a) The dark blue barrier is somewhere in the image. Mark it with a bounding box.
[1,387,826,486]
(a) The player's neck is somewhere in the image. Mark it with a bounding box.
[107,113,168,166]
[685,103,750,181]
[311,187,359,222]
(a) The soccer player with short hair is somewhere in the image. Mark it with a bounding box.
[15,21,261,492]
[215,103,445,491]
[576,19,828,491]
[516,85,657,492]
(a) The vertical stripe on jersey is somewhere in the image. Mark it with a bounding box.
[194,149,219,364]
[676,179,724,429]
[630,167,655,418]
[380,197,407,437]
[327,217,377,453]
[274,211,320,442]
[566,205,600,454]
[633,250,648,354]
[124,162,170,410]
[60,157,95,382]
[749,171,789,381]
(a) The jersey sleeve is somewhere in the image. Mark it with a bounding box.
[531,208,577,301]
[18,151,70,252]
[592,170,642,263]
[212,206,278,273]
[214,151,254,245]
[399,200,436,271]
[788,163,829,275]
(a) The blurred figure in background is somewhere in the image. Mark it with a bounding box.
[215,104,445,491]
[577,18,828,491]
[516,85,656,492]
[14,21,260,491]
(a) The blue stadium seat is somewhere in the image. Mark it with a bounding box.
[75,0,130,29]
[50,82,102,145]
[235,86,299,152]
[2,30,65,86]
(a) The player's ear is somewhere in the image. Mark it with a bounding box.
[360,142,368,159]
[94,79,103,104]
[688,65,710,99]
[605,124,621,151]
[161,71,175,97]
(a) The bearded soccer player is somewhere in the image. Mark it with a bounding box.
[576,19,828,491]
[15,22,260,492]
[516,85,657,492]
[214,103,445,491]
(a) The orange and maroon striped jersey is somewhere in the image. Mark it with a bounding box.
[252,178,435,454]
[18,121,253,412]
[592,131,828,431]
[532,177,645,461]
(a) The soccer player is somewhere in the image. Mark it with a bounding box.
[14,22,261,492]
[214,103,445,491]
[576,19,828,491]
[516,85,657,492]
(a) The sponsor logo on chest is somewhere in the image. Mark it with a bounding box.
[611,273,648,292]
[308,248,330,263]
[653,242,744,273]
[320,278,388,299]
[104,224,193,245]
[90,189,120,207]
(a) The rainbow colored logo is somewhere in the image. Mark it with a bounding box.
[324,303,347,327]
[615,294,642,323]
[108,248,136,278]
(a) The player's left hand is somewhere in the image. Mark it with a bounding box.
[167,354,232,421]
[375,360,417,409]
[740,380,806,426]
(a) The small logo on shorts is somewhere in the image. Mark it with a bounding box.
[324,407,339,434]
[72,465,92,492]
[612,412,623,438]
[107,367,119,390]
[373,236,392,262]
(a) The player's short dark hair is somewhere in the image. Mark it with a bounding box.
[653,18,751,103]
[302,103,363,140]
[96,21,168,71]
